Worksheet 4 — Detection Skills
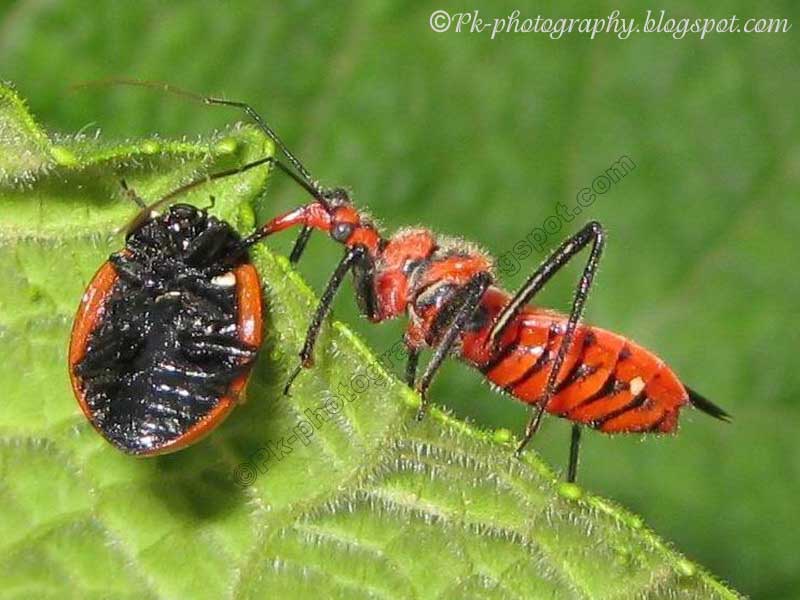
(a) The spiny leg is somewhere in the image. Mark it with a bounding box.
[289,226,313,264]
[487,221,605,458]
[283,245,369,396]
[567,424,582,483]
[415,272,493,420]
[405,346,420,387]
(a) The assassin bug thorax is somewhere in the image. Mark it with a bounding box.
[71,82,730,476]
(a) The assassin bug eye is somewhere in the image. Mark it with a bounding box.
[331,221,355,242]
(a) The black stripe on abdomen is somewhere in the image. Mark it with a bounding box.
[594,390,649,426]
[501,324,557,390]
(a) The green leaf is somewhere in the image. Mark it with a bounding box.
[0,83,740,598]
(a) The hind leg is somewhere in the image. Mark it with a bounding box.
[489,222,605,469]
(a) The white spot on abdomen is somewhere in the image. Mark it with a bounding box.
[629,376,646,396]
[211,272,236,287]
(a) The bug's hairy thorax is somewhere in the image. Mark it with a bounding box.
[367,228,494,347]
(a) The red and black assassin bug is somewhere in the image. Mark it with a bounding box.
[70,84,729,477]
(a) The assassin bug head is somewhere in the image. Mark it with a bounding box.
[316,186,364,242]
[238,195,382,257]
[324,194,381,249]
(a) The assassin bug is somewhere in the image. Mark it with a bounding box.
[70,83,730,476]
[199,93,729,482]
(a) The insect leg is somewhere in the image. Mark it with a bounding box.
[283,245,368,396]
[415,271,493,420]
[405,346,420,387]
[567,424,582,483]
[488,221,605,457]
[289,226,313,264]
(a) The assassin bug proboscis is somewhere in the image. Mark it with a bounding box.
[69,82,730,477]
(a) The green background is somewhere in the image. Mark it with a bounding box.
[1,1,797,597]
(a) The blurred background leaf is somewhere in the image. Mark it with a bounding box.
[0,0,797,597]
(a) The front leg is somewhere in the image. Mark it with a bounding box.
[414,271,493,420]
[289,226,313,264]
[405,346,420,387]
[283,245,368,395]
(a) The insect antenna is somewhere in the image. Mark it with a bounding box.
[686,386,732,422]
[117,155,307,235]
[74,79,341,263]
[71,78,330,207]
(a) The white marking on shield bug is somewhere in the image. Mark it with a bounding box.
[629,376,646,396]
[211,272,236,287]
[155,291,182,302]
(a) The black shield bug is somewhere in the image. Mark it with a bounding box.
[67,87,330,455]
[69,199,265,455]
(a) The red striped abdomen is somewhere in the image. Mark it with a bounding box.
[460,289,689,433]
